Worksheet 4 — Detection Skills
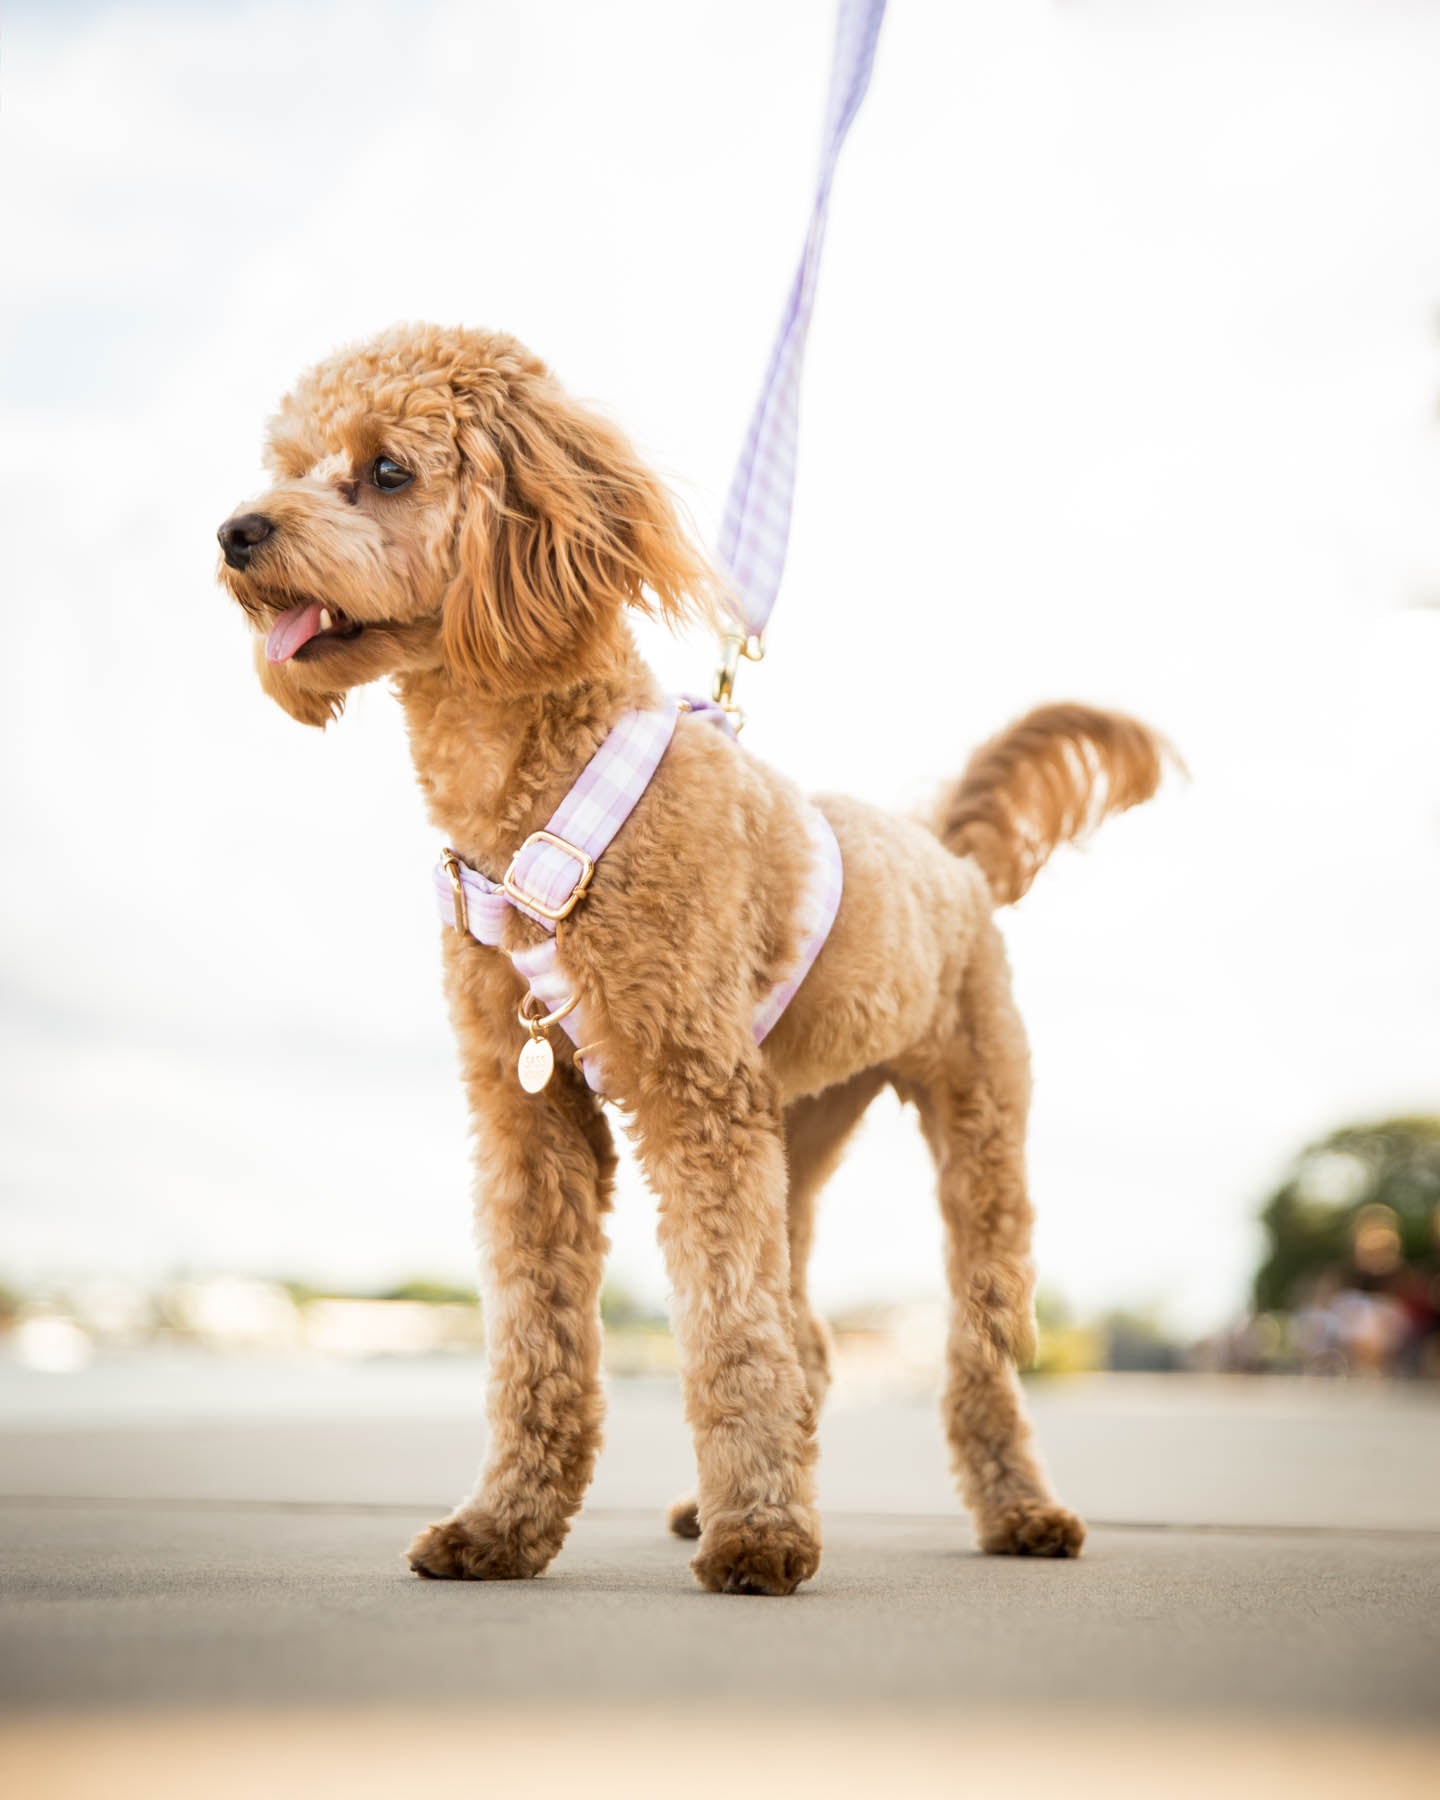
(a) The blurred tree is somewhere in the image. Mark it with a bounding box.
[374,1279,479,1307]
[600,1278,664,1329]
[277,1277,479,1307]
[1031,1288,1102,1375]
[1253,1116,1440,1311]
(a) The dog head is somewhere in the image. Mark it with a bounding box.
[217,323,719,725]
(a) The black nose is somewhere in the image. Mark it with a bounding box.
[217,512,274,570]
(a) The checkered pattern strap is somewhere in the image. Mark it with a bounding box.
[751,806,843,1043]
[716,0,887,637]
[506,707,678,925]
[431,702,843,1096]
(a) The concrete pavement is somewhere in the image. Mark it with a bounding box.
[1,1359,1437,1793]
[3,1501,1438,1719]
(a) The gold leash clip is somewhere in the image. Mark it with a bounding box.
[711,628,765,730]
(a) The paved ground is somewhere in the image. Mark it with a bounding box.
[2,1358,1438,1795]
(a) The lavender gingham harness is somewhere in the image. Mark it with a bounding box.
[434,700,843,1096]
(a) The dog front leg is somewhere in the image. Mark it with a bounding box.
[635,1052,821,1596]
[408,1008,614,1582]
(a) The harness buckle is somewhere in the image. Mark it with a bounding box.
[440,847,469,936]
[503,830,596,923]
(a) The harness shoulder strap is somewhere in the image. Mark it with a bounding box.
[503,706,679,926]
[432,700,841,1096]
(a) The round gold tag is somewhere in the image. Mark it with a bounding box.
[517,1034,555,1094]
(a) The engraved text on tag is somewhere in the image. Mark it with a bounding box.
[518,1034,555,1093]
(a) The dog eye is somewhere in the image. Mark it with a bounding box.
[371,455,413,491]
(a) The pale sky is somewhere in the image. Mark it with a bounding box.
[2,0,1438,1334]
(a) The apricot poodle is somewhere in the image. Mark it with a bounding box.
[217,323,1169,1595]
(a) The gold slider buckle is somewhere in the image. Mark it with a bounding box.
[503,830,596,923]
[440,847,469,936]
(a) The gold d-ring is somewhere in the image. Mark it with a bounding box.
[440,848,469,936]
[517,991,580,1035]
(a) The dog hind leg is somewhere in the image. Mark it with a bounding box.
[904,923,1085,1558]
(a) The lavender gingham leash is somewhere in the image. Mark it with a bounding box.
[432,1,878,1087]
[434,700,843,1095]
[716,0,887,643]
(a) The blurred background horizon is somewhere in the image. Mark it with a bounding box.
[3,0,1440,1370]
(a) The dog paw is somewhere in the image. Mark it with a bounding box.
[978,1499,1086,1559]
[691,1508,821,1596]
[406,1511,553,1581]
[666,1496,702,1540]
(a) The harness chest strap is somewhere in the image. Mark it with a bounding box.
[432,699,843,1096]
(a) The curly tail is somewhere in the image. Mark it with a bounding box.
[934,703,1175,906]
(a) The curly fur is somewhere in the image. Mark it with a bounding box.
[217,322,1172,1595]
[933,702,1177,905]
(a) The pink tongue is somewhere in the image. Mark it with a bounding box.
[265,601,326,664]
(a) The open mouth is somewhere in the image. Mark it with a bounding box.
[264,601,366,664]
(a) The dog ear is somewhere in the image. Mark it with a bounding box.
[252,638,345,729]
[442,372,721,694]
